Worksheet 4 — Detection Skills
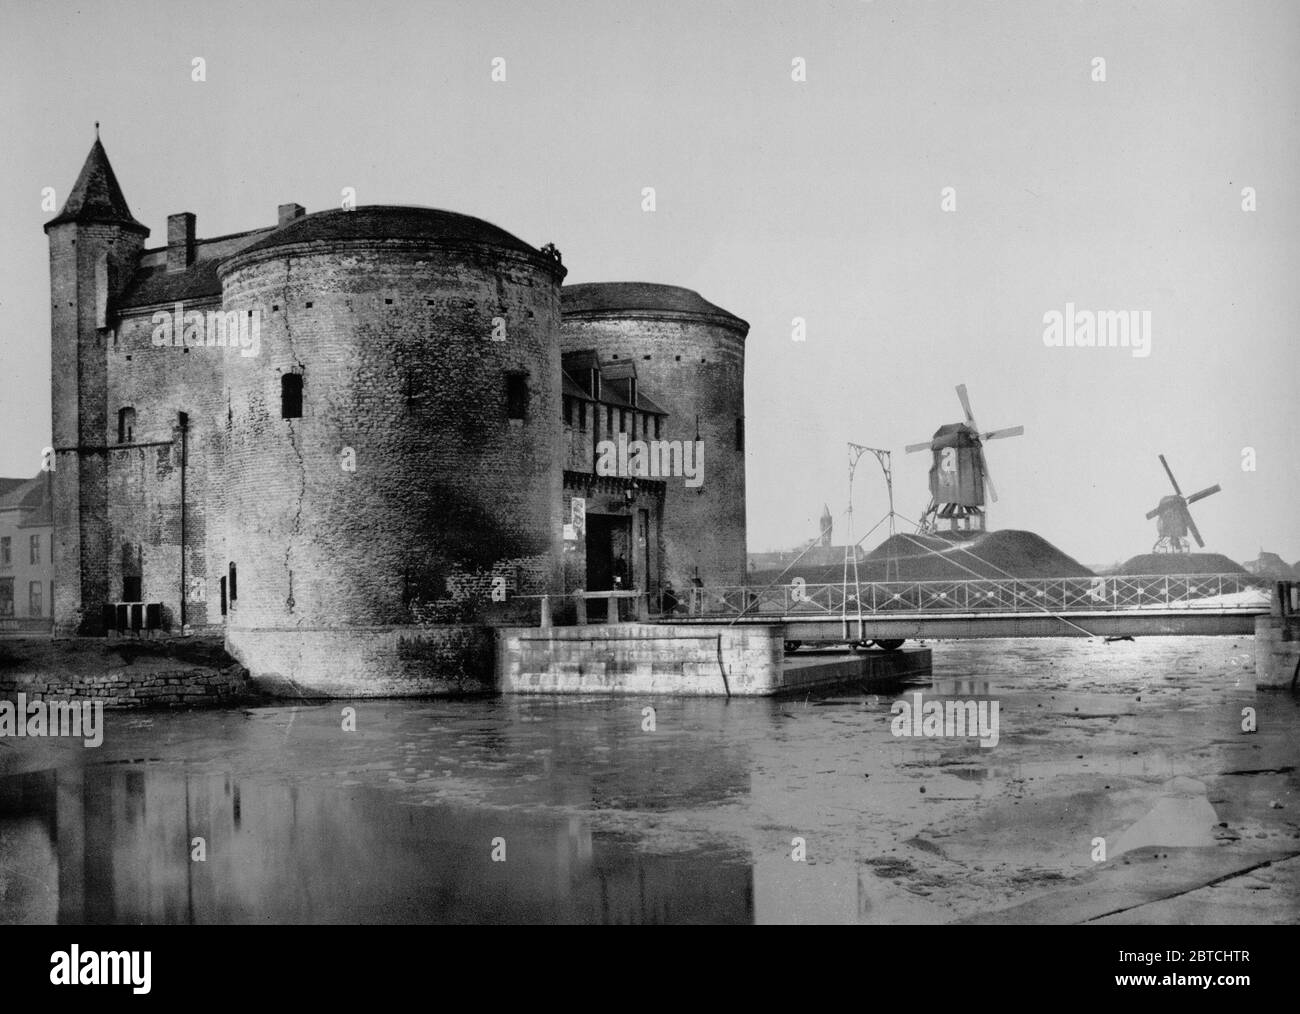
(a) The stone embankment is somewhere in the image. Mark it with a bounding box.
[0,636,251,708]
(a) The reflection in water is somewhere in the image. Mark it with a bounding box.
[0,637,1281,925]
[0,766,752,924]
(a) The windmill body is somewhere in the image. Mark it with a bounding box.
[906,385,1023,534]
[1145,455,1221,554]
[925,423,985,507]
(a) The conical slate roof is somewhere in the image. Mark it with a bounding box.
[44,137,148,234]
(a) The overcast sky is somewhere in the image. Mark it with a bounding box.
[1,0,1296,565]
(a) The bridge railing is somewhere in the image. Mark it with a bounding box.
[687,573,1268,619]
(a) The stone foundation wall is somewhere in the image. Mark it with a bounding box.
[226,624,496,698]
[0,663,248,709]
[497,622,783,695]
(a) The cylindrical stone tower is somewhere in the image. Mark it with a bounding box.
[560,283,748,590]
[217,207,565,682]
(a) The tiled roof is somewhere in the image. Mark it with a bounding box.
[119,258,223,309]
[636,392,668,416]
[222,206,547,265]
[560,367,667,415]
[601,360,637,380]
[562,282,748,333]
[0,474,53,525]
[118,227,277,310]
[119,207,558,311]
[562,350,599,371]
[44,138,148,234]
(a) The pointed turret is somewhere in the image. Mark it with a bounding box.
[45,131,149,635]
[44,133,148,235]
[820,503,833,546]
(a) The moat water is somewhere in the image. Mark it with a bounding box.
[1,638,1297,924]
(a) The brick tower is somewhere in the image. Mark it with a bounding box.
[44,131,149,635]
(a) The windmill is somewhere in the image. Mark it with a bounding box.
[905,385,1024,534]
[1145,455,1221,553]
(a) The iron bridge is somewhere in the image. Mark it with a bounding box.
[680,573,1268,640]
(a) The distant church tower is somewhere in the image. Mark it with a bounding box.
[819,504,832,546]
[45,131,150,635]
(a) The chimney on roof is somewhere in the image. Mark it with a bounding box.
[278,203,306,227]
[166,212,196,273]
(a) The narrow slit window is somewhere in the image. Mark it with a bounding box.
[506,372,528,420]
[228,563,238,602]
[281,373,303,419]
[117,407,135,444]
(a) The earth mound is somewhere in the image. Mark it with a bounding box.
[1114,553,1247,576]
[749,529,1094,584]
